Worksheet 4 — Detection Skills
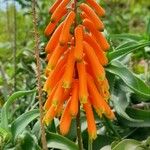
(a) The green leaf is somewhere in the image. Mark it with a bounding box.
[0,127,12,143]
[110,34,144,41]
[116,41,137,50]
[0,89,36,130]
[106,61,150,99]
[107,41,150,61]
[47,131,79,150]
[118,107,150,127]
[100,145,111,150]
[11,109,39,139]
[147,18,150,38]
[111,89,141,122]
[112,139,143,150]
[16,131,41,150]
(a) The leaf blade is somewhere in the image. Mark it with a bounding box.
[11,109,39,139]
[106,61,150,99]
[47,131,79,150]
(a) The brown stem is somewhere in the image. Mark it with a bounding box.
[13,0,17,91]
[31,0,48,150]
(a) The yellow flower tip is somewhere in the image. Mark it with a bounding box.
[42,86,47,92]
[60,129,68,136]
[89,132,97,140]
[45,69,51,77]
[95,108,104,118]
[46,88,52,95]
[47,64,55,71]
[97,75,105,82]
[70,110,78,118]
[104,95,110,102]
[43,117,52,126]
[52,101,59,109]
[62,81,72,89]
[70,114,76,118]
[43,85,51,93]
[105,111,115,120]
[80,96,88,104]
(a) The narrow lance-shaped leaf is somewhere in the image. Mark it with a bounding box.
[47,131,79,150]
[118,107,150,127]
[110,33,144,41]
[106,61,150,99]
[0,90,36,130]
[107,41,150,61]
[111,87,141,122]
[112,139,142,150]
[11,109,39,139]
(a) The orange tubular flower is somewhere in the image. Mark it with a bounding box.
[43,0,114,139]
[59,11,75,45]
[70,80,79,117]
[87,74,115,119]
[74,25,84,61]
[49,0,62,14]
[84,33,108,66]
[60,100,72,135]
[51,0,70,23]
[43,66,65,93]
[51,80,64,107]
[80,3,104,31]
[43,105,57,125]
[44,8,67,36]
[62,47,75,89]
[86,0,105,17]
[77,61,88,103]
[80,12,90,20]
[82,19,110,51]
[44,22,56,37]
[83,101,97,140]
[45,22,64,53]
[44,84,58,110]
[47,44,67,70]
[83,41,105,81]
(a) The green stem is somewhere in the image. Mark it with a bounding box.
[103,116,121,139]
[76,104,84,150]
[88,138,93,150]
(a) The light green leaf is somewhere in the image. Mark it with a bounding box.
[106,61,150,99]
[112,139,143,150]
[0,90,36,130]
[47,131,79,150]
[100,145,111,150]
[111,89,141,122]
[11,109,39,139]
[116,41,137,50]
[0,127,12,143]
[110,34,144,41]
[118,107,150,127]
[108,41,150,61]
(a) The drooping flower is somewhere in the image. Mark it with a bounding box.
[43,0,115,140]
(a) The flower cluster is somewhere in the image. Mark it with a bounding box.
[43,0,114,139]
